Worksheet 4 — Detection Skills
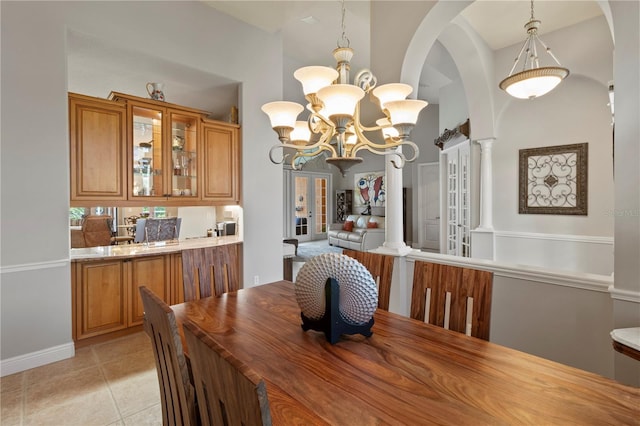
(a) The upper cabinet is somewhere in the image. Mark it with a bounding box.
[69,93,127,201]
[69,92,240,206]
[202,118,240,203]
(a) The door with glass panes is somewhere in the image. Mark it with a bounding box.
[440,140,471,257]
[292,173,329,242]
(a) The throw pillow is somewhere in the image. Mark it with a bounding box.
[343,220,354,231]
[367,221,378,229]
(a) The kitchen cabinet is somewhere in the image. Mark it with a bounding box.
[71,242,243,343]
[73,260,127,340]
[128,255,171,326]
[69,93,127,202]
[111,93,208,203]
[72,255,171,341]
[69,91,240,206]
[202,118,241,203]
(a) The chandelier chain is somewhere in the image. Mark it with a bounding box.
[530,0,535,21]
[338,0,350,48]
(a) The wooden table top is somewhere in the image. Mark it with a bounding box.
[172,281,639,425]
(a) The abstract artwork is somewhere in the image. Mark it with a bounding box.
[519,143,588,215]
[354,171,385,208]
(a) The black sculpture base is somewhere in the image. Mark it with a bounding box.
[300,277,374,344]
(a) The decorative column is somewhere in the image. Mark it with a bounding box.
[471,137,496,260]
[476,138,495,230]
[379,147,412,255]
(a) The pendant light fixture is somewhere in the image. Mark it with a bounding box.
[499,0,569,100]
[261,0,427,175]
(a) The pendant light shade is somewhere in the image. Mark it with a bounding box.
[499,1,569,100]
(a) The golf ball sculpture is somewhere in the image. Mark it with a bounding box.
[295,253,378,343]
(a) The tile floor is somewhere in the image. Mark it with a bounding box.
[0,332,161,425]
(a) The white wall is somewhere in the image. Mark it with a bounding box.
[1,1,283,371]
[490,16,614,274]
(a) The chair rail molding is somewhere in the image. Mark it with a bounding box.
[0,259,68,274]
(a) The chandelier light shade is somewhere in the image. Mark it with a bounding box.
[261,0,427,175]
[499,0,569,100]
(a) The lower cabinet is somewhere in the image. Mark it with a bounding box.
[73,255,172,341]
[72,245,241,342]
[128,255,171,326]
[74,260,127,340]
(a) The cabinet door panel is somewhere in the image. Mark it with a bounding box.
[202,122,239,202]
[70,94,127,200]
[129,256,170,326]
[77,261,126,339]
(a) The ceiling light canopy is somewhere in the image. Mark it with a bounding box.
[499,0,569,100]
[261,0,427,175]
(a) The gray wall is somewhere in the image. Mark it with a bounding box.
[1,1,283,363]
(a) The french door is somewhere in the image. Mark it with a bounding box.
[292,172,329,242]
[440,140,471,257]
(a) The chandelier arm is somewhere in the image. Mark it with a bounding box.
[352,144,408,169]
[534,34,563,66]
[269,144,289,165]
[509,36,531,76]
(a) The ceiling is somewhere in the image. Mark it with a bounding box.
[204,0,603,103]
[67,1,603,112]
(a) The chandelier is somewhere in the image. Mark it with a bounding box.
[499,0,569,100]
[261,0,427,175]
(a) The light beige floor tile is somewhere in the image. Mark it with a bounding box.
[1,372,24,394]
[0,389,23,425]
[92,332,151,364]
[101,349,156,383]
[108,370,160,418]
[23,386,120,426]
[122,403,162,426]
[25,367,108,414]
[24,346,97,386]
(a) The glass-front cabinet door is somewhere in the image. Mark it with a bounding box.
[132,105,164,198]
[169,111,198,198]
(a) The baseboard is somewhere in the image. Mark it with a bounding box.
[0,342,75,377]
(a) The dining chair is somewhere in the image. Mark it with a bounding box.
[181,246,240,301]
[183,319,273,426]
[342,249,394,311]
[81,214,114,247]
[410,261,493,340]
[144,217,179,242]
[139,286,199,426]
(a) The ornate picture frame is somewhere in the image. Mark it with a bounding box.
[519,143,588,215]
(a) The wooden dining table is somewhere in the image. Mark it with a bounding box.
[171,280,639,425]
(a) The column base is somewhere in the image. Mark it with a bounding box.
[470,228,495,260]
[374,242,414,256]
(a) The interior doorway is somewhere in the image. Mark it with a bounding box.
[292,172,330,242]
[417,162,440,251]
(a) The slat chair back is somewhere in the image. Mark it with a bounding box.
[182,246,239,301]
[139,286,198,426]
[342,249,394,311]
[410,261,493,340]
[183,319,273,426]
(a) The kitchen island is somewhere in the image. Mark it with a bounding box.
[71,236,242,346]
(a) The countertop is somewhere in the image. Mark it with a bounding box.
[70,235,242,261]
[610,327,640,351]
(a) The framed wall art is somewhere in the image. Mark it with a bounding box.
[354,171,385,209]
[519,143,588,215]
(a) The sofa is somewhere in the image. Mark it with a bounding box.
[328,214,385,251]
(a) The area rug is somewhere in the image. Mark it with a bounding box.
[295,239,343,262]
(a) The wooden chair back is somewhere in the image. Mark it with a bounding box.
[410,261,493,340]
[139,286,198,426]
[182,246,239,301]
[342,249,394,311]
[81,215,113,247]
[183,319,273,426]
